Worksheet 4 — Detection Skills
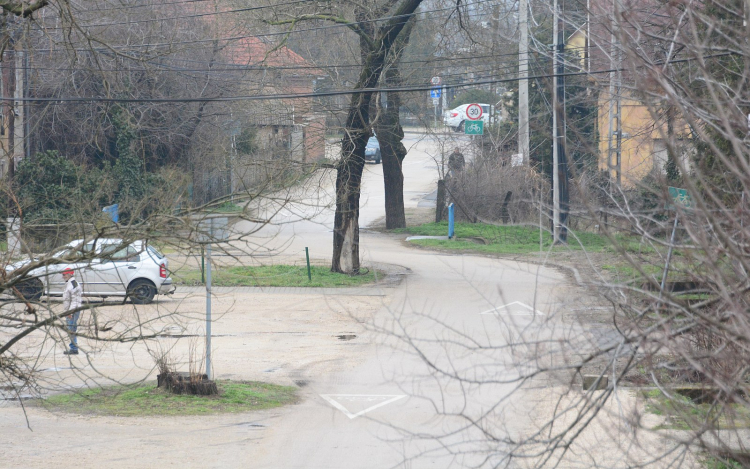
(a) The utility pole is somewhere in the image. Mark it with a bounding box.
[518,0,529,165]
[606,3,622,186]
[552,0,568,243]
[4,24,21,257]
[552,0,559,242]
[13,44,24,168]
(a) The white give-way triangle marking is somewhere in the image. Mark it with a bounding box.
[479,301,545,316]
[320,394,406,419]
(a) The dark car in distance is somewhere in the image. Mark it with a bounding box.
[365,137,381,164]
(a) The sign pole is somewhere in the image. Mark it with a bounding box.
[305,247,312,282]
[205,220,213,380]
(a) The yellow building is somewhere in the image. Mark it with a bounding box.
[597,91,692,187]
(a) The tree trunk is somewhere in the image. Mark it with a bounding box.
[331,113,368,273]
[435,179,446,222]
[331,0,424,273]
[375,88,407,229]
[332,64,375,274]
[374,20,413,230]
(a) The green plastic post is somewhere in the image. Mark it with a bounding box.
[305,247,311,282]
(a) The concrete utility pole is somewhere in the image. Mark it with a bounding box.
[518,0,529,165]
[552,0,568,243]
[13,47,24,168]
[606,2,622,185]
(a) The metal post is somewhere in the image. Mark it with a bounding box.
[205,241,212,379]
[205,217,213,380]
[201,247,205,284]
[552,0,560,243]
[305,247,312,282]
[556,15,568,243]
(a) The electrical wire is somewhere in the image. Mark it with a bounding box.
[9,51,733,105]
[27,0,501,51]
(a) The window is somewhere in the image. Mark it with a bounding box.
[112,246,140,262]
[101,244,140,262]
[147,246,164,259]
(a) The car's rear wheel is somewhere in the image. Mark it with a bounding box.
[457,121,465,132]
[15,278,43,301]
[128,279,156,305]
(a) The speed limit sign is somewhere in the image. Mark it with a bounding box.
[465,103,483,121]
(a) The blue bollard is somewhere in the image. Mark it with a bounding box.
[448,203,455,239]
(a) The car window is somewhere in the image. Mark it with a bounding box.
[101,244,140,262]
[482,106,489,113]
[147,246,164,259]
[114,246,139,262]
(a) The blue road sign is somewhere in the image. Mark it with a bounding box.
[102,204,119,223]
[430,87,442,98]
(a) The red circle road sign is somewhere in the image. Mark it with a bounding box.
[465,103,483,120]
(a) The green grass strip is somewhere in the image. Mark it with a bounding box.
[395,222,612,254]
[174,264,379,287]
[41,381,297,417]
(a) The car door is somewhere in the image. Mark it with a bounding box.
[46,241,94,295]
[74,241,112,295]
[90,244,142,295]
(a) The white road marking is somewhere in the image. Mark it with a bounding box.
[479,301,545,317]
[320,394,406,419]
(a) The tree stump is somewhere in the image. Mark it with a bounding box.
[157,372,218,396]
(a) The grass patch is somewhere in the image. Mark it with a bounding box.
[173,264,380,287]
[704,457,744,469]
[0,241,6,252]
[208,201,244,214]
[395,222,614,254]
[644,389,750,430]
[41,381,297,417]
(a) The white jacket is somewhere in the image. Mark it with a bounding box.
[62,277,83,312]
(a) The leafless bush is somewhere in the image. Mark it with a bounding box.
[448,160,547,224]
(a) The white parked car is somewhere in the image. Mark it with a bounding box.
[6,239,175,304]
[443,103,492,131]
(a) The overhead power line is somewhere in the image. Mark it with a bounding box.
[28,0,500,51]
[9,52,735,105]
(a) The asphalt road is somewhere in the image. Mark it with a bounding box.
[235,131,568,468]
[0,130,572,468]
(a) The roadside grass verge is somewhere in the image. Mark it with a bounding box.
[703,457,744,469]
[41,381,297,417]
[173,264,380,287]
[394,222,720,283]
[394,221,654,255]
[644,389,750,430]
[208,201,244,214]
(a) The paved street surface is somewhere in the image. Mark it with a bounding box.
[0,131,630,468]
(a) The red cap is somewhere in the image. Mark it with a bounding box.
[62,268,75,276]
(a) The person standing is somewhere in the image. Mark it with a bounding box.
[448,147,465,175]
[62,267,83,355]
